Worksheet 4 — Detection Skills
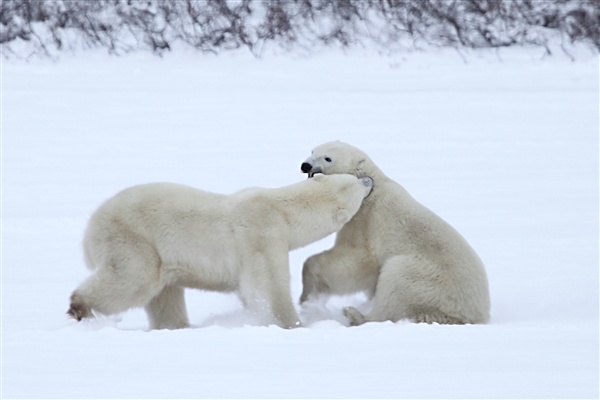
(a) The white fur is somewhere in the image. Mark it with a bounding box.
[300,141,490,325]
[68,174,373,329]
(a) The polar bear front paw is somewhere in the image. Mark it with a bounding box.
[343,306,366,326]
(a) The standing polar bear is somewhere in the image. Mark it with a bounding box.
[300,141,490,325]
[68,174,373,329]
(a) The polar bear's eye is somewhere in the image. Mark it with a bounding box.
[325,157,332,163]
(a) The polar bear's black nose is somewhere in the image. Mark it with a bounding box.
[301,162,313,173]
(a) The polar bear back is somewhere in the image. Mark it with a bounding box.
[84,176,371,273]
[341,179,488,307]
[83,183,239,278]
[359,180,483,266]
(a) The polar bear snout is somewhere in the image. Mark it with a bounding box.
[301,162,322,178]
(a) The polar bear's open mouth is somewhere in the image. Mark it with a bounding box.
[307,168,323,178]
[301,162,322,178]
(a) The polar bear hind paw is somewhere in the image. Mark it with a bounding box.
[67,294,93,321]
[343,306,367,326]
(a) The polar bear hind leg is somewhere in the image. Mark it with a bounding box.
[344,255,467,326]
[68,238,168,324]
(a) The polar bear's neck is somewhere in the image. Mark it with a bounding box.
[267,186,344,251]
[357,160,389,184]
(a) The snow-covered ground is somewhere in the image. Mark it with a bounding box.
[2,45,598,398]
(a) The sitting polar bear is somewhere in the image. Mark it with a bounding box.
[300,141,490,325]
[68,174,373,329]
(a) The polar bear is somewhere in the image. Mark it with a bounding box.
[68,174,373,329]
[299,141,490,325]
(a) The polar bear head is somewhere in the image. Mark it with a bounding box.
[287,173,373,249]
[300,141,382,180]
[310,173,373,224]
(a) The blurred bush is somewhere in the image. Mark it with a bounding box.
[2,0,598,59]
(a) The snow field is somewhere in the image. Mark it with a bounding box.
[2,46,598,398]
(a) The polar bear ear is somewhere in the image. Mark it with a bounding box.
[355,158,367,177]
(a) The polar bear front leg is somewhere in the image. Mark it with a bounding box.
[239,249,301,329]
[343,306,367,326]
[300,246,378,304]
